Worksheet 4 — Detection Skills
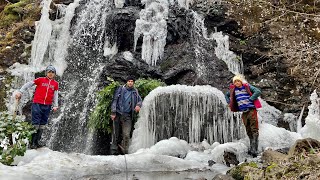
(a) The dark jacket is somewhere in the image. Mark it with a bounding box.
[225,83,262,112]
[111,85,142,115]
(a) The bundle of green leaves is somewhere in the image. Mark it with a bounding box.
[88,77,165,133]
[0,112,35,165]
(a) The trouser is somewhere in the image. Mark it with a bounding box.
[111,113,132,154]
[242,109,259,138]
[242,109,259,156]
[31,103,51,125]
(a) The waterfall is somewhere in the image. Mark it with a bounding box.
[134,0,168,66]
[191,11,242,74]
[130,85,244,153]
[48,0,81,76]
[72,0,112,52]
[45,0,114,153]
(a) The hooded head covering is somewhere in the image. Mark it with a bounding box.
[232,74,243,83]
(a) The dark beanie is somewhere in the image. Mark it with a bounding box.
[126,76,135,82]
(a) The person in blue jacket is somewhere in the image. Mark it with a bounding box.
[110,76,142,154]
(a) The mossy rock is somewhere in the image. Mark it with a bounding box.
[227,162,264,180]
[3,0,31,15]
[0,0,40,28]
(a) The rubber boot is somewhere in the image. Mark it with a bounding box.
[248,137,253,156]
[30,132,38,149]
[251,135,259,157]
[36,129,45,148]
[110,144,119,155]
[122,137,129,154]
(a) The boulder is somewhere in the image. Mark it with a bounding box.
[288,138,320,156]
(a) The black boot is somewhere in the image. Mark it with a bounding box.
[248,137,253,156]
[36,129,45,148]
[30,132,38,149]
[250,135,259,157]
[110,144,119,155]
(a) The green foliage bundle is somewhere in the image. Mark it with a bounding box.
[88,77,165,133]
[0,112,35,165]
[88,78,120,133]
[134,78,166,99]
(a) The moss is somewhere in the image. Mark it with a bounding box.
[239,39,247,45]
[228,162,251,180]
[0,13,20,27]
[266,162,278,173]
[0,0,40,28]
[0,75,14,111]
[4,0,31,15]
[248,162,258,168]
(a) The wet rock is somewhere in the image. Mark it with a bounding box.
[108,7,140,52]
[275,147,290,154]
[223,151,239,167]
[208,160,216,166]
[102,52,162,84]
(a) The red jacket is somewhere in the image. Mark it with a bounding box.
[33,77,59,105]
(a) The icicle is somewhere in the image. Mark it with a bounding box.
[114,0,125,8]
[30,0,53,72]
[300,90,320,140]
[297,105,304,133]
[129,85,245,153]
[134,0,168,66]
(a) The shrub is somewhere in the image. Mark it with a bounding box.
[0,112,35,165]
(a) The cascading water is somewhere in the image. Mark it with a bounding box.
[46,0,114,153]
[48,0,81,76]
[130,85,244,153]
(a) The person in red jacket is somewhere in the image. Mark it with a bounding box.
[15,65,59,149]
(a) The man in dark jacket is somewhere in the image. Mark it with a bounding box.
[110,76,142,154]
[225,74,262,157]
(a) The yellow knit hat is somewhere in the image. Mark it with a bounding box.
[232,74,243,83]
